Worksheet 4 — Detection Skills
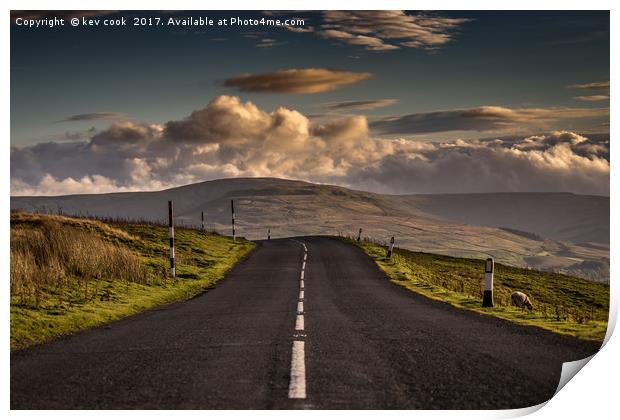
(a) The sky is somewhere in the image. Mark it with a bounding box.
[10,10,610,196]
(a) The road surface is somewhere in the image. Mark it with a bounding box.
[11,237,601,409]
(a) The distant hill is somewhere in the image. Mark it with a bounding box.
[11,177,609,282]
[403,192,608,244]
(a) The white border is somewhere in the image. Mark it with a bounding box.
[3,1,617,419]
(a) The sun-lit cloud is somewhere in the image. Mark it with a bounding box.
[567,81,610,90]
[223,68,371,93]
[567,80,610,103]
[573,95,610,102]
[370,106,610,135]
[255,38,288,48]
[11,96,609,197]
[323,99,398,111]
[318,11,472,52]
[57,112,127,123]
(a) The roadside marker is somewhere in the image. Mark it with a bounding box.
[268,228,271,240]
[387,236,395,258]
[357,228,363,241]
[231,199,236,241]
[168,200,175,277]
[483,258,494,307]
[201,211,205,231]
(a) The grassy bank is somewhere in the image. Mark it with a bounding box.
[345,238,609,342]
[10,212,255,350]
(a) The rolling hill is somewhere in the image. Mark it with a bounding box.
[11,177,609,282]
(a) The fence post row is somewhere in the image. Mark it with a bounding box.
[387,236,395,258]
[482,258,494,307]
[231,199,236,241]
[168,200,175,277]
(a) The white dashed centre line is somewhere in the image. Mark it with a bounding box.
[289,240,308,400]
[295,314,305,331]
[288,341,306,399]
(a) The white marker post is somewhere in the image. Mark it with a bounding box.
[201,211,205,231]
[231,199,236,241]
[168,200,175,277]
[483,257,494,307]
[387,236,395,258]
[357,228,363,241]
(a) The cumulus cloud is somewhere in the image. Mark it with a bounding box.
[323,99,398,111]
[370,106,610,135]
[10,96,609,197]
[58,112,127,123]
[319,11,472,51]
[223,68,371,93]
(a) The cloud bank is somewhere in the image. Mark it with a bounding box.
[11,96,609,196]
[223,68,371,93]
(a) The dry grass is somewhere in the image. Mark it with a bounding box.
[11,216,147,307]
[10,211,256,350]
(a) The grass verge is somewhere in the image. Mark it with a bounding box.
[10,212,255,350]
[343,238,608,342]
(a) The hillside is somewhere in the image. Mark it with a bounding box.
[11,177,609,282]
[10,212,254,349]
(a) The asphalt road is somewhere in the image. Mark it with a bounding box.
[11,237,602,409]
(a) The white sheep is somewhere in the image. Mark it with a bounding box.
[511,291,533,310]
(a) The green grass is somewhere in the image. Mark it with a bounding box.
[10,213,255,350]
[343,238,609,342]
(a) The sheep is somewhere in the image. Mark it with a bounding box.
[511,291,534,310]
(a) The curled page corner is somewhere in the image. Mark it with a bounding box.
[500,401,548,418]
[554,355,595,396]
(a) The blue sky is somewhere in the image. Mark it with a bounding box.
[11,10,609,145]
[10,10,610,195]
